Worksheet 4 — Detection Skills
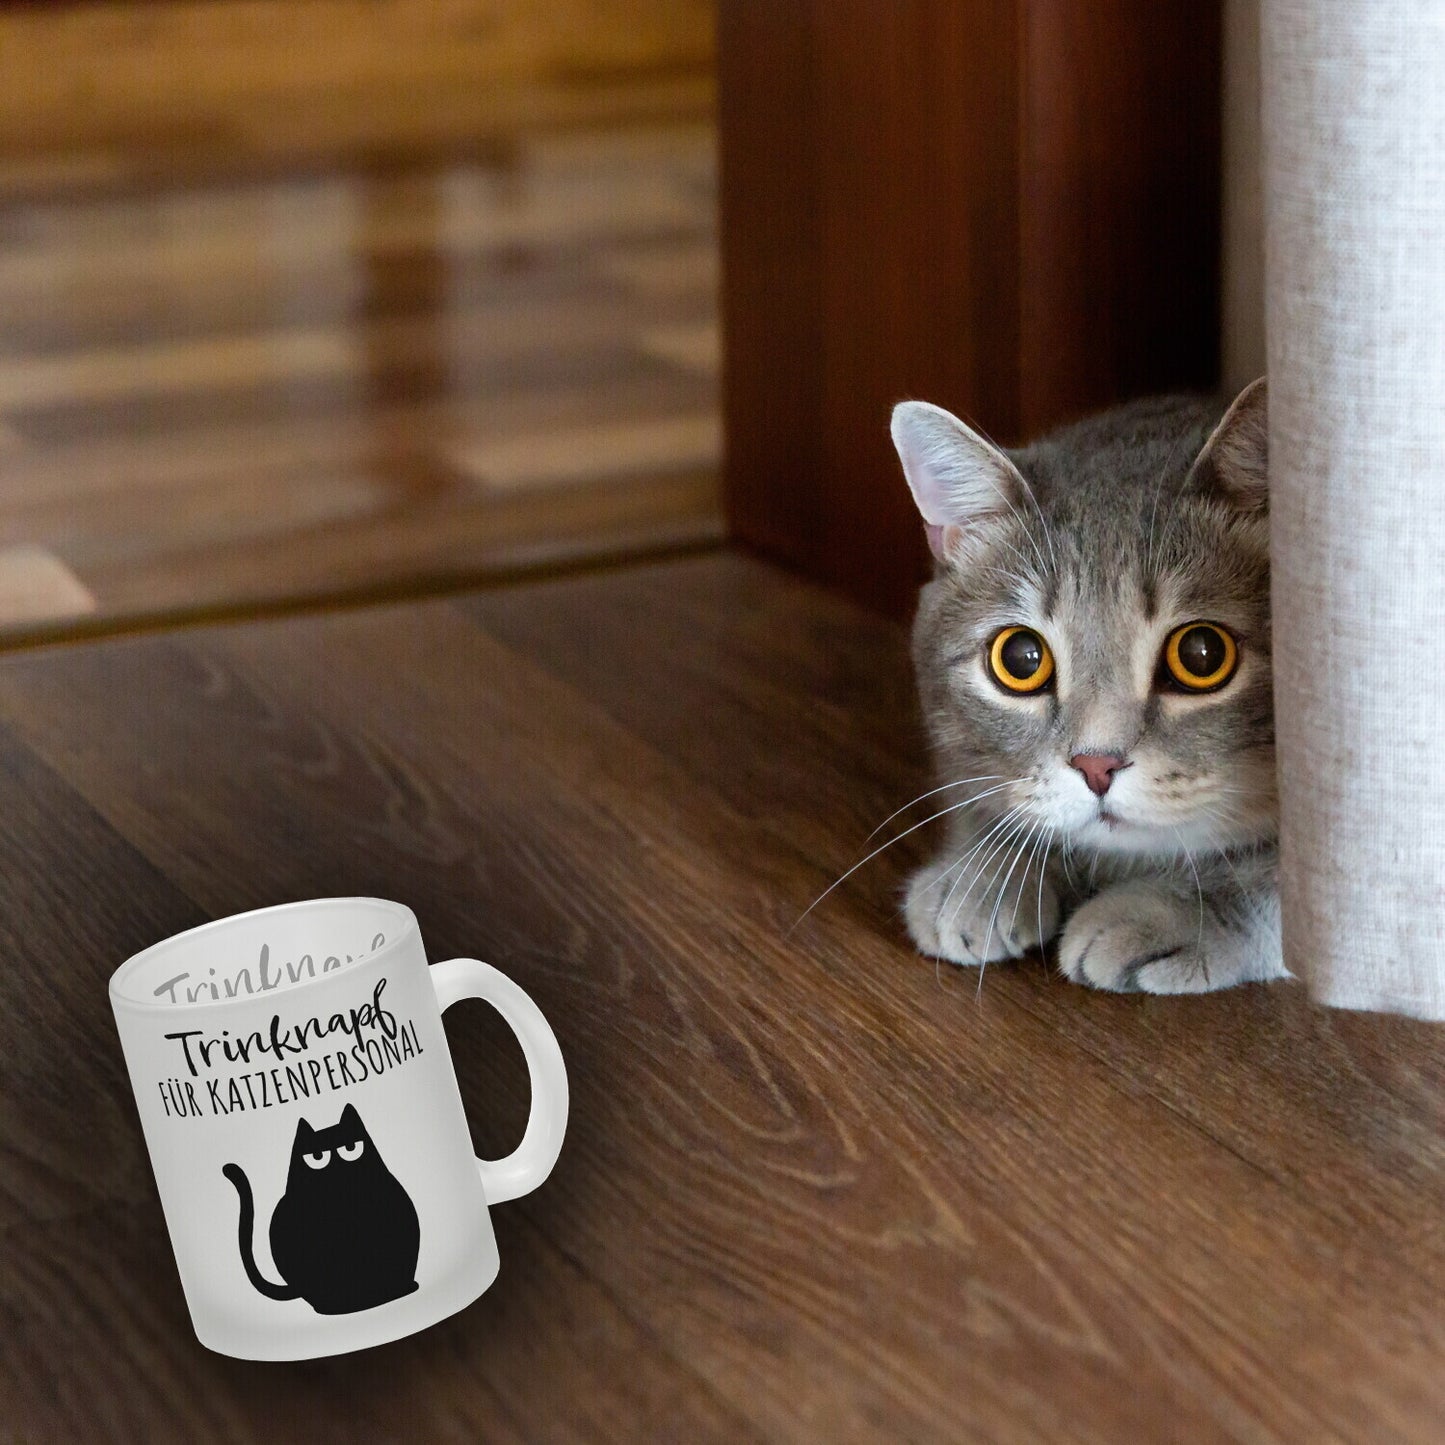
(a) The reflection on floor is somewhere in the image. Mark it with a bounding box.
[0,123,721,641]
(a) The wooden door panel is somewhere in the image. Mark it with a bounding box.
[719,1,1221,616]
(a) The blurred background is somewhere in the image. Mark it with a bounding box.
[0,0,720,641]
[0,2,1258,639]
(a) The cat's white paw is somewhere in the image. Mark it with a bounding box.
[1059,883,1220,994]
[904,856,1060,968]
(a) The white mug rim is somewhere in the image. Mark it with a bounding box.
[109,896,419,1014]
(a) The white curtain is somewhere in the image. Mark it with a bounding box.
[1263,1,1445,1017]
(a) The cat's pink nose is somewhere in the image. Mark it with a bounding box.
[1069,752,1131,797]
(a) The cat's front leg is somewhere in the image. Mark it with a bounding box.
[904,818,1061,968]
[1058,877,1286,994]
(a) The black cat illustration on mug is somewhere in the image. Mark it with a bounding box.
[222,1104,420,1314]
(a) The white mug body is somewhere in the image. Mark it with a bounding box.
[112,899,500,1360]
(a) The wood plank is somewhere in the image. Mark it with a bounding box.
[638,320,720,376]
[467,557,1445,1253]
[0,1198,753,1445]
[9,334,702,450]
[4,473,388,569]
[0,468,720,642]
[0,327,356,412]
[453,412,720,492]
[0,1,714,179]
[0,727,203,1235]
[599,237,719,299]
[0,220,712,362]
[0,613,754,1443]
[466,554,922,890]
[521,121,716,183]
[0,389,722,640]
[0,371,714,513]
[0,554,1439,1439]
[206,76,716,190]
[0,285,713,422]
[0,167,709,300]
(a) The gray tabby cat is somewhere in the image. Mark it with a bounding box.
[890,380,1287,993]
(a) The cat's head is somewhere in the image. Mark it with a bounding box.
[891,380,1274,859]
[289,1103,374,1177]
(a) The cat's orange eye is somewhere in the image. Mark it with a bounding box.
[1162,622,1238,692]
[987,626,1055,694]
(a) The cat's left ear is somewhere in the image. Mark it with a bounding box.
[1191,377,1268,515]
[890,400,1032,563]
[339,1103,362,1131]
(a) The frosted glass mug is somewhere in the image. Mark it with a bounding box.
[109,898,568,1361]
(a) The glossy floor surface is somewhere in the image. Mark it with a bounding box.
[0,122,721,642]
[2,553,1443,1442]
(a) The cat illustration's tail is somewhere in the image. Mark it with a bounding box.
[221,1163,300,1301]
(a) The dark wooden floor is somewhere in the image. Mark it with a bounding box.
[1,551,1441,1442]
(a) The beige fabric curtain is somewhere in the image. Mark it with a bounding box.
[1263,1,1445,1017]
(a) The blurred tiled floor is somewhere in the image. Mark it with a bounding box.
[0,122,721,640]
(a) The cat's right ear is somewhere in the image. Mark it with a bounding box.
[1191,377,1268,515]
[294,1117,316,1145]
[890,401,1029,563]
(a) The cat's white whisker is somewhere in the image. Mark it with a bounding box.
[865,774,1006,842]
[913,790,1037,905]
[947,813,1030,949]
[1173,824,1208,980]
[1035,826,1056,959]
[993,817,1042,953]
[992,816,1046,946]
[919,809,1011,895]
[1007,818,1051,947]
[878,814,1005,936]
[975,818,1042,999]
[999,820,1046,953]
[960,822,1027,995]
[791,786,1022,933]
[936,803,1040,924]
[928,812,1029,958]
[1057,834,1079,893]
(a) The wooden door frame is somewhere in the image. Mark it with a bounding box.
[717,1,1222,617]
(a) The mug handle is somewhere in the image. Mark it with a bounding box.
[429,958,569,1205]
